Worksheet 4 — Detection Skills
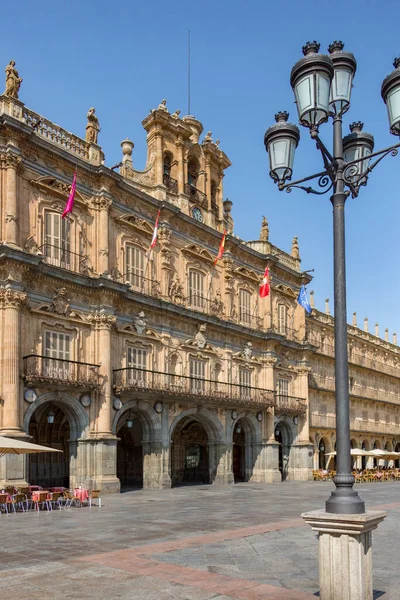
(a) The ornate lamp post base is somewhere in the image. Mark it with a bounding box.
[302,509,386,600]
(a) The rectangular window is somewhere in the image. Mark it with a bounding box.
[127,347,147,385]
[44,212,70,268]
[189,358,206,393]
[278,377,289,397]
[239,289,252,325]
[44,331,71,380]
[189,270,205,309]
[126,246,145,288]
[278,305,288,335]
[239,368,252,397]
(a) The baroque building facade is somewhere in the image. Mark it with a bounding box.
[0,69,399,492]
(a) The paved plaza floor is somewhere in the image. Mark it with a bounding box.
[0,481,398,599]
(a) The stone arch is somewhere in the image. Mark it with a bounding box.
[170,407,230,486]
[24,391,89,441]
[169,407,224,443]
[230,412,262,482]
[24,391,90,489]
[274,416,295,480]
[112,399,161,442]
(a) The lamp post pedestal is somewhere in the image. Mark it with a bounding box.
[302,509,386,600]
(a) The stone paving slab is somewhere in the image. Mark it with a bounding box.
[0,481,399,599]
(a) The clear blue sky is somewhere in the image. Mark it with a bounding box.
[3,0,400,339]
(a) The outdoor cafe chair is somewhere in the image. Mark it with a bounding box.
[50,492,63,510]
[88,489,102,507]
[63,490,79,508]
[0,493,13,514]
[10,493,27,512]
[33,491,52,512]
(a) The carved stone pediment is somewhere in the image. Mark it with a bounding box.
[234,266,259,283]
[233,341,261,364]
[115,213,154,236]
[183,324,219,355]
[30,175,85,204]
[274,283,297,299]
[181,243,214,264]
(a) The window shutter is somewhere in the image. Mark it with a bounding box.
[239,290,251,325]
[189,270,205,309]
[126,246,145,287]
[278,305,287,334]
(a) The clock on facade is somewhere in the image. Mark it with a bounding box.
[24,388,37,403]
[192,207,203,222]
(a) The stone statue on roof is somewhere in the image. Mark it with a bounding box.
[158,99,169,112]
[171,109,181,119]
[260,216,269,241]
[204,131,212,142]
[85,108,100,144]
[4,61,22,99]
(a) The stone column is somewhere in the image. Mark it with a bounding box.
[0,288,26,434]
[88,310,120,493]
[289,365,314,481]
[208,442,234,485]
[4,152,21,246]
[302,509,386,600]
[205,158,212,211]
[0,288,28,488]
[95,197,111,275]
[142,442,171,489]
[155,132,164,186]
[176,139,185,194]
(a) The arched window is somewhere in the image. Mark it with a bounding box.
[44,212,70,269]
[278,304,288,335]
[126,245,146,289]
[239,289,252,326]
[163,152,178,193]
[188,159,199,189]
[188,269,205,309]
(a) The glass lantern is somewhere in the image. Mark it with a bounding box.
[264,111,300,187]
[381,57,400,136]
[343,122,374,186]
[328,41,357,116]
[47,409,55,424]
[290,41,334,129]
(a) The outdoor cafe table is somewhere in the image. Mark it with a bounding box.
[31,490,50,502]
[29,485,43,492]
[74,488,89,503]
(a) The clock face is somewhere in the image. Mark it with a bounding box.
[24,388,37,403]
[80,395,91,408]
[192,207,203,222]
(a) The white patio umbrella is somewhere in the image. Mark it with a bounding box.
[0,436,62,458]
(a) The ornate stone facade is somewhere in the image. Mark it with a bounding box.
[0,84,398,492]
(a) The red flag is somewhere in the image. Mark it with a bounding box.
[62,170,77,219]
[259,266,270,298]
[150,210,161,249]
[214,230,226,266]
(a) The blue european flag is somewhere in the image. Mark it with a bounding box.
[297,285,312,314]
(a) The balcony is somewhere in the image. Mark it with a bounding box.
[39,244,92,276]
[275,394,307,416]
[23,355,100,389]
[184,183,207,208]
[163,174,178,193]
[113,367,276,409]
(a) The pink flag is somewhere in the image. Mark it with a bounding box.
[62,171,77,219]
[150,210,161,249]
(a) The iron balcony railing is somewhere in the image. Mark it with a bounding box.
[184,183,207,207]
[163,174,178,193]
[23,355,100,389]
[39,244,92,276]
[125,272,162,298]
[275,394,307,416]
[113,367,276,409]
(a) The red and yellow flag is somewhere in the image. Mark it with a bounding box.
[214,230,226,265]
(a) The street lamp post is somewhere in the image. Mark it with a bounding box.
[264,41,400,515]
